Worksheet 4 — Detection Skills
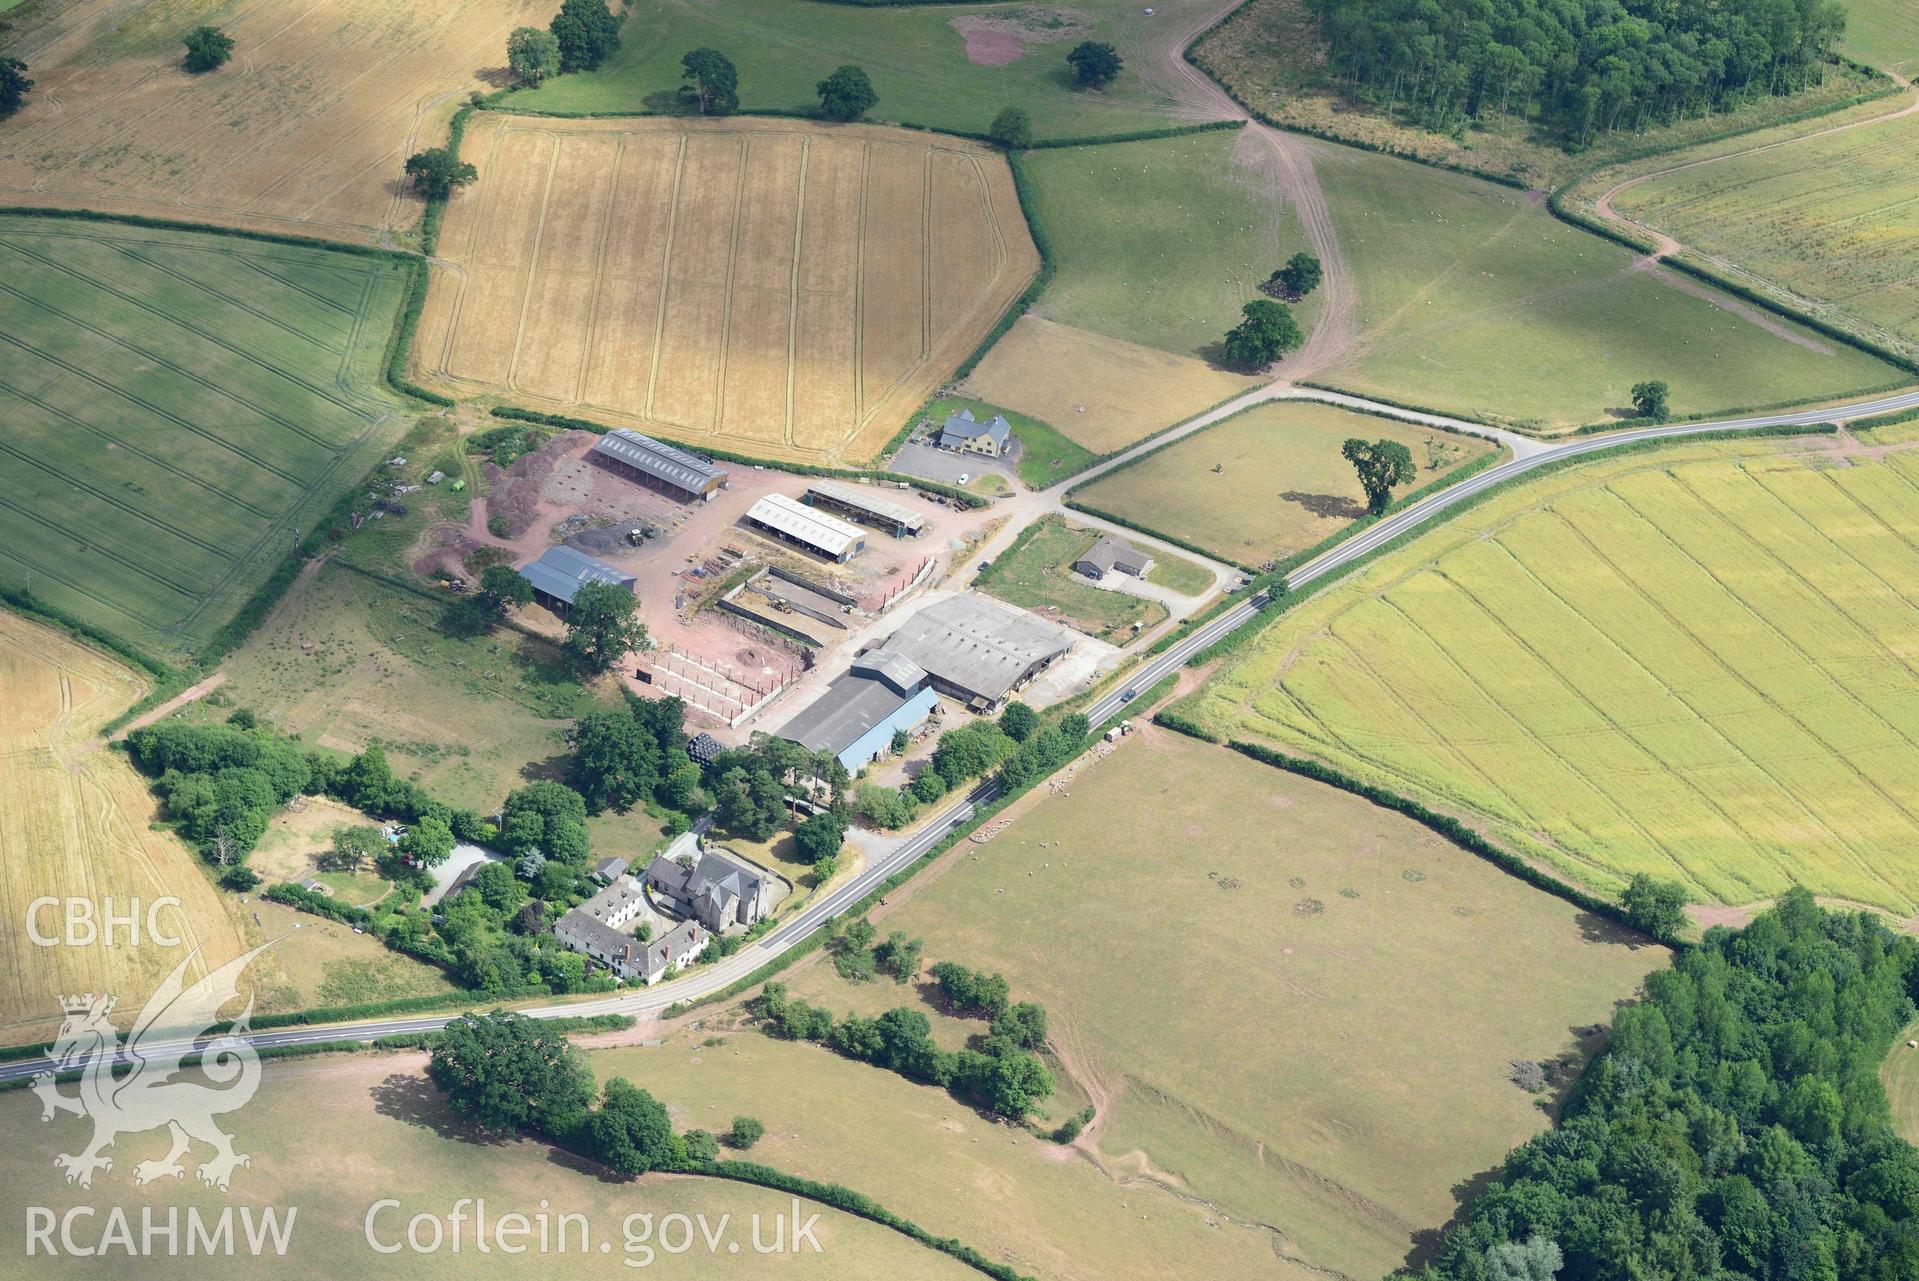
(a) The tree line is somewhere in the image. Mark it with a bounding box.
[1403,890,1919,1281]
[1306,0,1850,147]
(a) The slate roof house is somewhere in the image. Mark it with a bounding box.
[1074,536,1154,581]
[644,835,779,932]
[937,409,1012,458]
[552,872,666,981]
[519,545,636,618]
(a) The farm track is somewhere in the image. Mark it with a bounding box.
[1592,72,1919,264]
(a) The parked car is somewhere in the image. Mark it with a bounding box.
[956,473,970,484]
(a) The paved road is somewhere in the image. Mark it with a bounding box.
[9,385,1918,1088]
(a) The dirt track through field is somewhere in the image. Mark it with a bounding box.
[1593,71,1919,262]
[1160,0,1360,379]
[416,116,1039,465]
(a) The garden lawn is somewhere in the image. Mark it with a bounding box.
[1311,143,1904,429]
[509,0,1230,141]
[976,516,1166,642]
[1020,128,1302,358]
[1185,430,1919,914]
[792,729,1663,1281]
[1073,400,1496,566]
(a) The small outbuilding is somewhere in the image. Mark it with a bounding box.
[804,480,925,538]
[742,493,866,562]
[519,545,637,617]
[1075,536,1155,581]
[937,408,1012,458]
[592,856,630,884]
[588,428,728,501]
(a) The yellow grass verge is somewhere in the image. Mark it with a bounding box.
[415,115,1040,466]
[961,316,1257,455]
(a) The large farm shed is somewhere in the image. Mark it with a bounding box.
[775,650,940,771]
[884,594,1074,709]
[805,480,926,538]
[743,494,866,562]
[589,429,729,501]
[520,546,637,617]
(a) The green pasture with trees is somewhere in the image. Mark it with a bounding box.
[1310,141,1903,429]
[1018,129,1299,359]
[508,0,1222,140]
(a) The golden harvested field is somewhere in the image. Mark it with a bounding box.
[416,115,1039,465]
[0,612,243,1042]
[783,730,1662,1280]
[1186,430,1919,916]
[0,1052,982,1281]
[961,316,1257,454]
[0,609,453,1044]
[0,0,550,242]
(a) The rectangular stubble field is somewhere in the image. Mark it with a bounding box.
[416,115,1040,465]
[0,214,411,662]
[0,0,550,242]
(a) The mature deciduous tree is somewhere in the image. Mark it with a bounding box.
[680,48,739,115]
[405,147,478,199]
[1630,379,1670,418]
[183,26,234,74]
[564,580,648,674]
[507,27,561,86]
[427,1011,594,1137]
[549,0,620,74]
[1067,41,1122,88]
[816,64,876,121]
[0,58,33,116]
[1341,437,1416,515]
[988,106,1033,150]
[1221,299,1303,371]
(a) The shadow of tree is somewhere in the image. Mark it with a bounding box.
[369,1072,511,1145]
[1279,490,1365,520]
[1401,1162,1505,1272]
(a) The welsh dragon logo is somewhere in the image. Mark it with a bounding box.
[31,943,274,1191]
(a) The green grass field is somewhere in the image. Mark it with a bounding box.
[175,562,598,812]
[1021,129,1303,358]
[1143,548,1214,594]
[1186,430,1919,915]
[0,1054,983,1280]
[1606,108,1919,357]
[1310,143,1904,429]
[1889,1018,1919,1145]
[1842,0,1919,73]
[1074,400,1497,566]
[510,0,1226,141]
[782,730,1661,1280]
[976,516,1167,642]
[0,215,411,663]
[591,1029,1302,1281]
